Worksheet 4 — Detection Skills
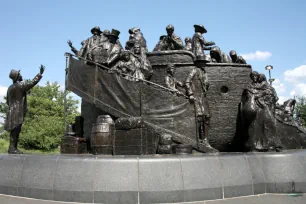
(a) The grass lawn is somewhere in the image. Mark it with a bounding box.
[0,139,60,154]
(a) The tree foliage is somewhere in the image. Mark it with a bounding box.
[295,96,306,127]
[0,82,79,150]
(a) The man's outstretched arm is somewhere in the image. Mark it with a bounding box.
[22,65,44,91]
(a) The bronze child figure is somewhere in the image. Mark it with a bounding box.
[5,65,45,154]
[165,63,184,95]
[184,37,192,51]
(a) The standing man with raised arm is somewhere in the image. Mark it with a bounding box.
[5,65,45,154]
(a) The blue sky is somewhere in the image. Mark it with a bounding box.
[0,0,306,107]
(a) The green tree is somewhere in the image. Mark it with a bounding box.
[0,96,9,140]
[0,82,79,150]
[295,96,306,127]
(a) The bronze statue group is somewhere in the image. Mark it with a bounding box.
[67,24,246,82]
[4,24,303,154]
[64,24,305,153]
[65,24,249,153]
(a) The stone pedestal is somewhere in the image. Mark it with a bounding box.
[2,150,306,203]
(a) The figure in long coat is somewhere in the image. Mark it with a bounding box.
[185,66,218,153]
[85,26,102,58]
[191,24,215,58]
[105,29,123,67]
[130,43,153,80]
[5,65,44,154]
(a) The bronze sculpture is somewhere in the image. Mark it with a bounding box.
[5,65,45,154]
[154,25,184,51]
[210,46,231,63]
[129,43,153,80]
[191,24,215,58]
[61,23,306,154]
[184,37,192,51]
[153,35,167,51]
[100,29,110,43]
[84,26,103,61]
[67,40,87,57]
[109,51,137,80]
[185,65,218,152]
[276,99,296,123]
[125,27,147,51]
[105,29,122,67]
[165,64,184,95]
[229,50,247,64]
[241,71,283,151]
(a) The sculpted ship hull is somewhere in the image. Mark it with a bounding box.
[67,51,306,152]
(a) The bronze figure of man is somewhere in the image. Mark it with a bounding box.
[5,65,45,154]
[185,66,218,152]
[155,24,184,51]
[192,24,215,58]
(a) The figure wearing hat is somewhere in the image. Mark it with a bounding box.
[125,27,147,51]
[85,26,103,59]
[192,24,215,58]
[105,29,123,66]
[5,65,45,154]
[153,35,168,52]
[100,29,110,43]
[185,65,218,153]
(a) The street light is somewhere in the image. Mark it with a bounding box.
[265,65,275,85]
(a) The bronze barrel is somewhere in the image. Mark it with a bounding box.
[91,115,114,155]
[157,145,172,154]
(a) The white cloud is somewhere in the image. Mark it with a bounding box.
[284,65,306,84]
[272,78,286,95]
[290,83,306,96]
[241,51,272,61]
[290,91,296,97]
[59,83,65,92]
[278,96,290,104]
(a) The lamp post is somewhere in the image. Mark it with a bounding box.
[64,53,70,134]
[265,65,275,85]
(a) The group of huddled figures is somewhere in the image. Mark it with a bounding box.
[67,24,247,81]
[241,71,301,152]
[68,26,152,81]
[152,24,246,64]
